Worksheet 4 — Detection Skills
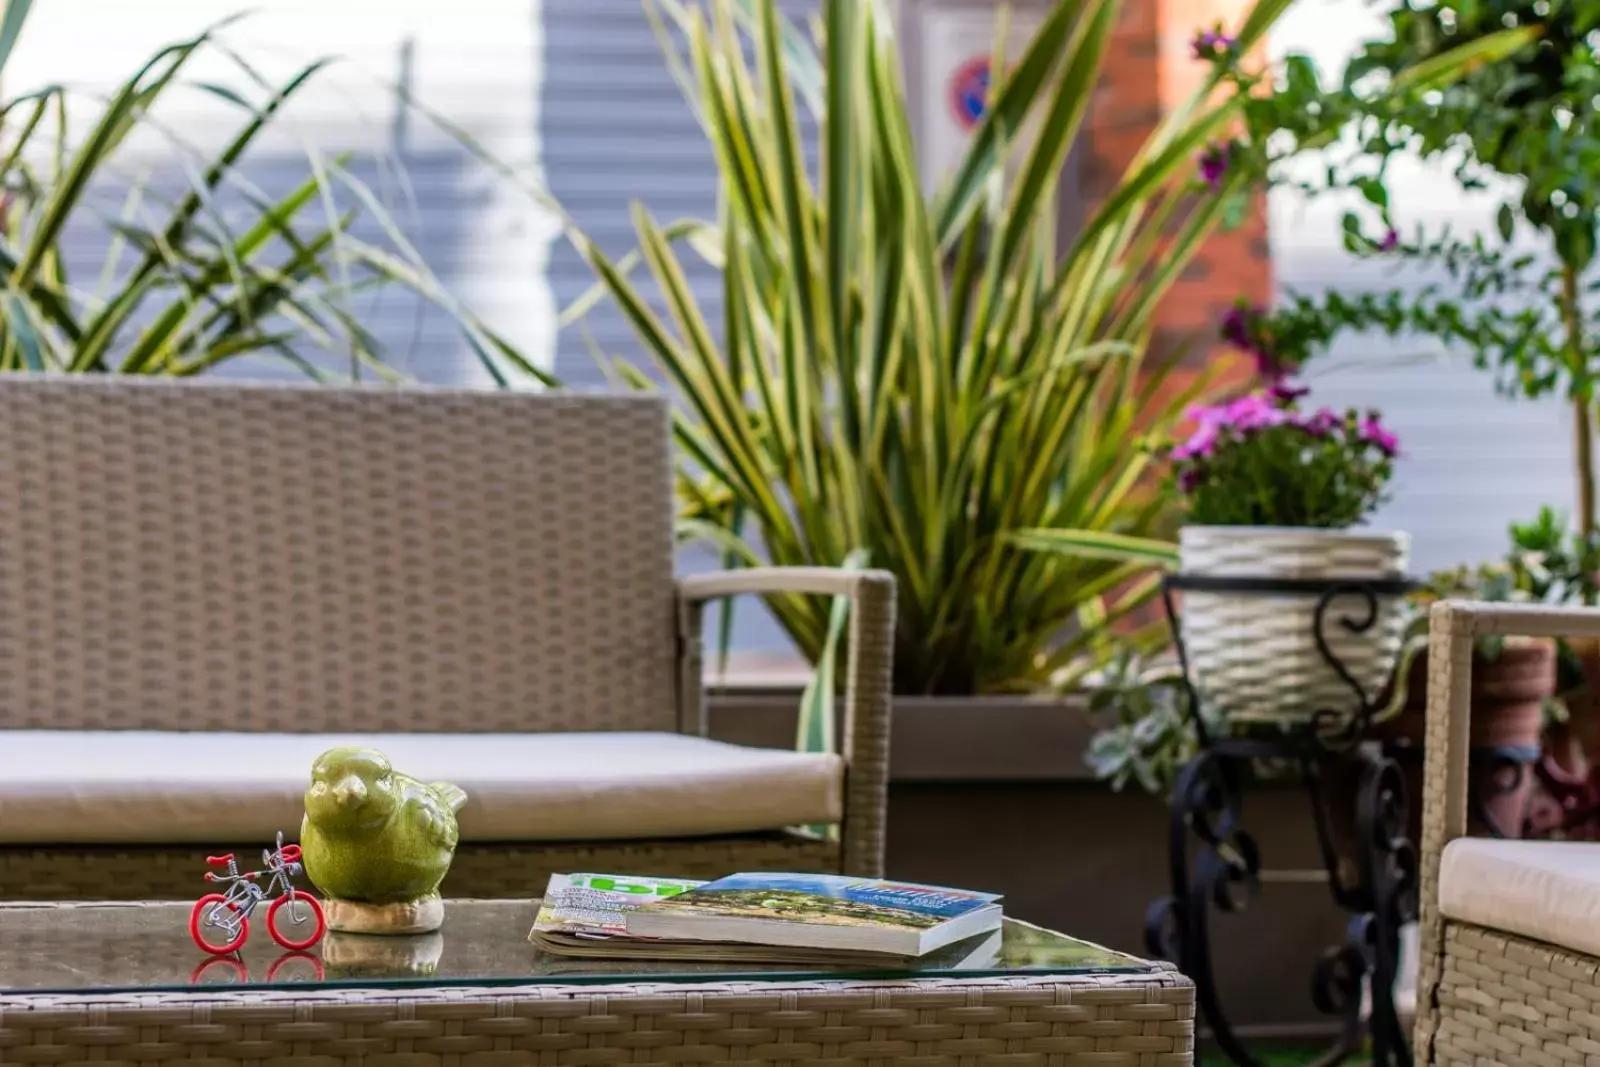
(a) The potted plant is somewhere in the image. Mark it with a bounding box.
[1160,364,1407,733]
[552,0,1290,726]
[1375,553,1559,840]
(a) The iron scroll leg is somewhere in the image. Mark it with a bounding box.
[1356,751,1417,1067]
[1145,750,1263,1067]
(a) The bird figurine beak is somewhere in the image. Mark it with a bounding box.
[332,776,368,809]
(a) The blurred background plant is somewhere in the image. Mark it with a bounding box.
[0,0,518,381]
[1194,0,1600,567]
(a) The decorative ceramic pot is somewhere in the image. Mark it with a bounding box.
[1178,525,1412,731]
[1375,636,1556,841]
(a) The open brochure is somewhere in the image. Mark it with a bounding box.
[529,873,1003,968]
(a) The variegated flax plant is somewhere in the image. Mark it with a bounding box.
[554,0,1531,699]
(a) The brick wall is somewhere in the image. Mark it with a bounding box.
[1083,0,1275,634]
[1086,0,1273,407]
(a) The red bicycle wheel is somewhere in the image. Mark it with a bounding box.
[266,891,325,951]
[189,894,248,955]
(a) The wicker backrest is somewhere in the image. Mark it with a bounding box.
[0,376,680,733]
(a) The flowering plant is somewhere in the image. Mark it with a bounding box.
[1167,381,1398,528]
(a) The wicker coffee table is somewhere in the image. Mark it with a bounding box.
[0,899,1194,1065]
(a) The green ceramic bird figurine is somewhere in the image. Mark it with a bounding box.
[300,746,468,908]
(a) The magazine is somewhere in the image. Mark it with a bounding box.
[528,873,1002,967]
[622,872,1004,957]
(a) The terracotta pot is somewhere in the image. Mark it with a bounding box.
[1317,639,1552,890]
[1551,634,1600,778]
[1376,636,1555,841]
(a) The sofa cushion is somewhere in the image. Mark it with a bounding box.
[0,731,843,846]
[1439,838,1600,957]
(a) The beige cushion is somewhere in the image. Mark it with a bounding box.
[1439,838,1600,957]
[0,731,843,846]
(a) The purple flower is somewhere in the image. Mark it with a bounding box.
[1220,302,1287,382]
[1360,415,1399,457]
[1377,228,1400,252]
[1252,349,1287,384]
[1268,380,1310,405]
[1190,27,1237,60]
[1198,141,1236,189]
[1299,408,1343,438]
[1220,304,1255,350]
[1178,467,1203,494]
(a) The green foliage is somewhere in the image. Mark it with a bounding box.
[1413,505,1597,718]
[1083,651,1204,794]
[558,0,1299,696]
[1505,504,1600,604]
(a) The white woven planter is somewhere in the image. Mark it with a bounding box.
[1178,525,1412,730]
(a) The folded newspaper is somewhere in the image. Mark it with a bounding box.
[528,873,1003,967]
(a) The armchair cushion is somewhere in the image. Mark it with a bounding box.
[1439,837,1600,957]
[0,731,842,847]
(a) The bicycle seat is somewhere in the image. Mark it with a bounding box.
[206,854,235,866]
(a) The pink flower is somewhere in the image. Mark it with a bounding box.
[1360,416,1399,457]
[1184,401,1230,427]
[1173,420,1222,460]
[1221,393,1289,431]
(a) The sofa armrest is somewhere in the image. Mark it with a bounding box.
[678,566,896,877]
[1416,599,1600,1062]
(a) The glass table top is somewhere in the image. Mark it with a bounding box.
[0,899,1159,995]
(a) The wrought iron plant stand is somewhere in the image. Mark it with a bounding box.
[1144,574,1424,1067]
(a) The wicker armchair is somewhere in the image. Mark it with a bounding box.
[0,375,895,900]
[1416,600,1600,1065]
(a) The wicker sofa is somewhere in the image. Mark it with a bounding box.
[0,375,895,900]
[1415,599,1600,1065]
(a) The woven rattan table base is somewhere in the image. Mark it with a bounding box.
[1429,920,1600,1066]
[0,833,839,901]
[0,969,1195,1066]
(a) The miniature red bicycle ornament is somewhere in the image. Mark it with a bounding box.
[189,831,326,955]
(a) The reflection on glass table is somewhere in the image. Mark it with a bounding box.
[0,899,1158,995]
